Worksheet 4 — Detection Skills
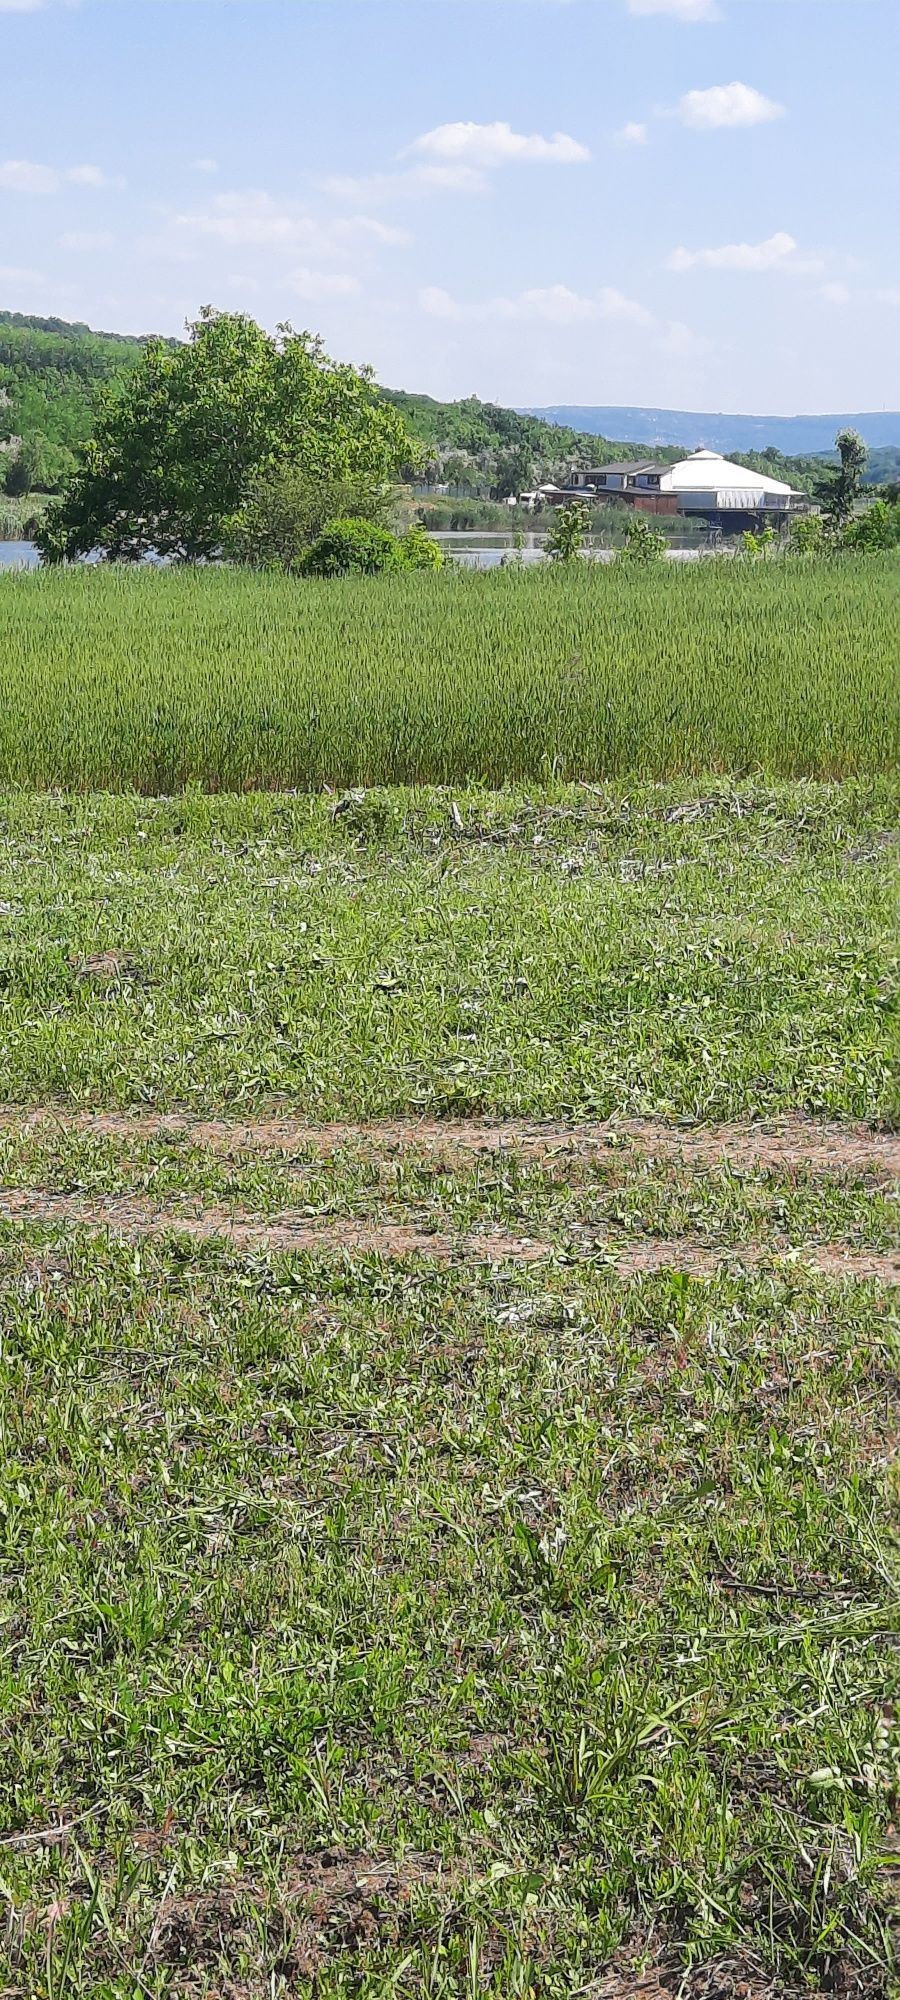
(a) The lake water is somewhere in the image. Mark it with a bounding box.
[0,537,711,573]
[0,542,40,569]
[430,533,707,566]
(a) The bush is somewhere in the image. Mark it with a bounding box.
[301,517,405,577]
[398,524,443,570]
[740,525,778,559]
[222,467,390,573]
[789,513,825,555]
[300,516,443,578]
[545,501,591,562]
[619,514,667,564]
[842,498,900,552]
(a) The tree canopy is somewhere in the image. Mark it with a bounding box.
[37,309,413,563]
[815,428,868,529]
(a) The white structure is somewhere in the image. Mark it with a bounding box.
[571,448,806,527]
[657,449,803,517]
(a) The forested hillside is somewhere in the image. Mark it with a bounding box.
[0,313,173,495]
[380,386,677,492]
[0,317,680,502]
[1,309,892,507]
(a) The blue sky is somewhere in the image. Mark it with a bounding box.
[2,0,898,413]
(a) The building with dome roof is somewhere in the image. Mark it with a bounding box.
[569,448,807,531]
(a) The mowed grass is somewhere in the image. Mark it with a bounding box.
[0,781,894,1123]
[2,1224,900,1997]
[0,781,898,1996]
[0,1118,897,1254]
[0,559,898,787]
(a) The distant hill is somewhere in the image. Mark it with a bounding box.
[379,386,675,490]
[0,310,175,493]
[1,308,895,503]
[523,405,900,456]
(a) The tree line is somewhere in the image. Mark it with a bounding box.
[25,308,900,572]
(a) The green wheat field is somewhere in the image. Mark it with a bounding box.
[0,558,897,788]
[0,560,898,1996]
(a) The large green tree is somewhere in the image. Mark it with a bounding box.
[37,308,413,563]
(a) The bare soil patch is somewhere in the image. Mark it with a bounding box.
[1,1106,897,1178]
[149,1850,454,1980]
[68,951,144,989]
[0,1187,546,1264]
[0,1186,897,1284]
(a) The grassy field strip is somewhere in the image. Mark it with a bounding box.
[0,783,893,1125]
[1,563,898,783]
[0,1110,896,1280]
[0,780,896,1993]
[2,1192,899,1282]
[1,1226,899,1995]
[1,1107,898,1177]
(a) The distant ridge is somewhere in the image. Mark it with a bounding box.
[521,406,900,455]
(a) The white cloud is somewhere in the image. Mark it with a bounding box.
[519,284,619,324]
[658,318,709,357]
[168,192,409,255]
[419,282,645,326]
[322,118,589,210]
[678,82,785,129]
[416,163,488,192]
[0,157,121,193]
[407,120,590,168]
[0,263,41,282]
[418,286,459,320]
[192,158,218,175]
[414,278,712,368]
[287,266,360,302]
[667,230,800,272]
[618,121,648,144]
[875,287,900,307]
[69,163,124,188]
[67,163,107,186]
[0,0,45,11]
[322,162,488,201]
[629,0,720,16]
[59,228,115,250]
[820,281,851,306]
[417,282,703,354]
[0,158,58,193]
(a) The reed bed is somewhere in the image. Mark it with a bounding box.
[0,557,896,788]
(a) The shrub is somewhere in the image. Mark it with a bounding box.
[842,498,900,552]
[789,513,825,554]
[398,524,443,569]
[223,467,389,573]
[300,517,405,577]
[741,525,778,559]
[619,514,667,564]
[545,501,591,562]
[300,517,443,577]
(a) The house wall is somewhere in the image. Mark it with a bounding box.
[632,493,678,515]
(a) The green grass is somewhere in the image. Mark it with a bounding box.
[1,1226,899,1996]
[0,1120,897,1254]
[0,782,894,1123]
[0,780,897,1995]
[0,560,898,787]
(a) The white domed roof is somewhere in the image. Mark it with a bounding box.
[659,449,797,496]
